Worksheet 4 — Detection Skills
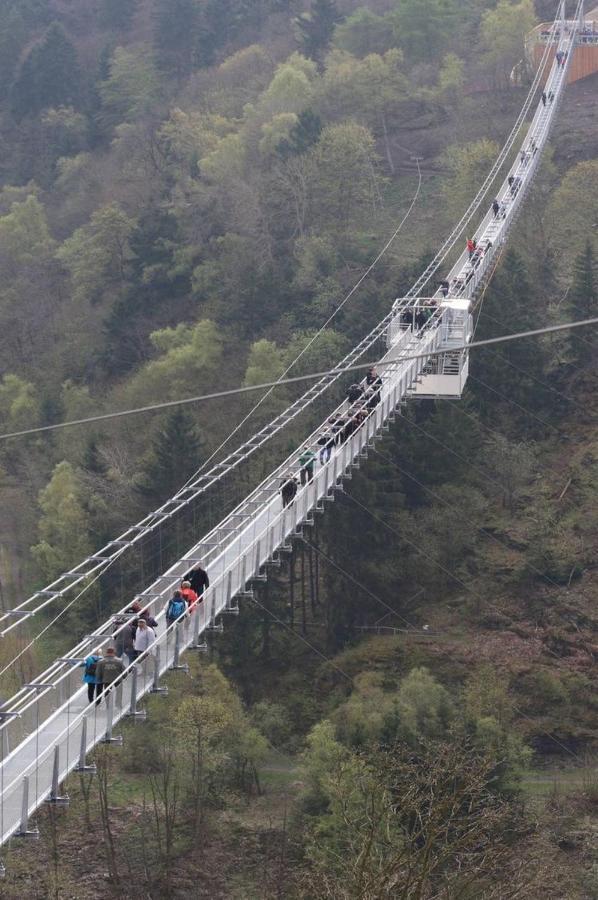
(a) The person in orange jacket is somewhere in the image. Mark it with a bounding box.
[180,580,199,612]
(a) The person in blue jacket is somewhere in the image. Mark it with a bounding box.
[82,648,102,704]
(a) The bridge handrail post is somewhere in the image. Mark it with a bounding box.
[101,689,123,745]
[16,775,39,838]
[150,644,168,694]
[76,716,96,773]
[47,745,69,805]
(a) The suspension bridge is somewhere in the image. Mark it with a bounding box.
[0,0,588,865]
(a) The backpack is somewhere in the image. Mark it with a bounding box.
[85,656,98,678]
[167,598,186,620]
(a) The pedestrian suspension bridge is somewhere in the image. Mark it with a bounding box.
[0,0,587,864]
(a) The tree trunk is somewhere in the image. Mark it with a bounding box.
[381,112,395,175]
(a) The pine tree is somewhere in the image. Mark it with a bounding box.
[153,0,199,77]
[11,22,81,119]
[138,410,202,505]
[99,0,138,30]
[471,250,553,430]
[295,0,342,65]
[568,240,597,366]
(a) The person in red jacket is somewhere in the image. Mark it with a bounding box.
[180,580,199,612]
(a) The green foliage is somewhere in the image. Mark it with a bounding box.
[567,240,597,366]
[547,162,598,264]
[250,700,294,748]
[482,433,536,512]
[442,138,500,219]
[175,664,268,796]
[319,49,408,137]
[11,22,81,119]
[299,733,532,897]
[0,373,40,430]
[125,319,223,402]
[0,193,54,272]
[56,203,137,305]
[244,339,285,387]
[99,45,161,127]
[333,7,395,57]
[310,121,382,231]
[31,460,93,579]
[437,52,465,107]
[99,0,137,30]
[153,0,199,76]
[391,0,457,63]
[481,0,537,86]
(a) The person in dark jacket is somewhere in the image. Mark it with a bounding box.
[184,563,209,597]
[95,648,126,703]
[347,383,363,404]
[492,198,500,218]
[113,618,136,665]
[139,608,158,629]
[366,367,382,388]
[281,475,298,507]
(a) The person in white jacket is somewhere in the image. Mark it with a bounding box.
[133,618,155,660]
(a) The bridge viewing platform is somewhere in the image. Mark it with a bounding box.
[527,5,598,83]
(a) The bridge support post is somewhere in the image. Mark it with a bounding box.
[169,626,189,672]
[46,745,69,806]
[223,570,239,614]
[189,608,209,650]
[127,666,147,721]
[75,717,97,773]
[101,690,123,745]
[16,776,39,838]
[150,645,169,692]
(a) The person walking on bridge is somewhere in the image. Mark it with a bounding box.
[82,648,102,704]
[166,590,188,629]
[180,580,199,612]
[133,618,155,660]
[492,198,499,218]
[281,475,298,507]
[184,562,209,598]
[299,446,316,485]
[541,91,547,106]
[95,647,126,704]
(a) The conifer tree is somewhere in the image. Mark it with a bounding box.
[138,410,202,505]
[153,0,199,77]
[99,0,138,30]
[568,239,597,366]
[295,0,342,65]
[11,22,81,119]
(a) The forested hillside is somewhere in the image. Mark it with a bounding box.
[0,0,597,897]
